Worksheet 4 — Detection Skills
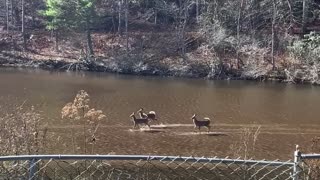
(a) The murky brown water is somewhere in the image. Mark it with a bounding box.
[1,68,320,160]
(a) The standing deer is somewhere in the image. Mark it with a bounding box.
[191,114,211,133]
[130,112,150,129]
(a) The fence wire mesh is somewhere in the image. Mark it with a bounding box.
[298,158,320,180]
[296,153,320,180]
[0,155,294,180]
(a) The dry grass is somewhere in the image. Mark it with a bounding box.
[61,90,107,154]
[229,126,261,159]
[0,102,48,155]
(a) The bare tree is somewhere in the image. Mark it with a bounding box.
[271,0,277,70]
[302,0,308,35]
[196,0,199,23]
[118,0,122,35]
[236,0,245,69]
[86,7,94,56]
[125,0,128,52]
[175,0,190,58]
[286,0,293,31]
[111,0,116,33]
[154,7,157,24]
[21,0,26,50]
[5,0,9,32]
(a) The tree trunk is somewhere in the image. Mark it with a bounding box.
[249,0,259,38]
[236,0,244,69]
[87,27,94,56]
[125,0,128,53]
[181,2,187,57]
[21,0,26,51]
[286,0,293,32]
[176,0,188,58]
[302,0,308,35]
[118,0,122,35]
[31,0,36,27]
[11,0,13,26]
[213,0,218,21]
[271,0,276,70]
[286,0,294,47]
[154,8,157,25]
[196,0,199,23]
[5,0,9,32]
[86,1,95,56]
[111,0,116,33]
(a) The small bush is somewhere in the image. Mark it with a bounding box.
[286,32,320,84]
[0,105,47,155]
[288,32,320,66]
[61,90,106,154]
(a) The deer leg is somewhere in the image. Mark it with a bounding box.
[198,126,201,134]
[154,118,159,125]
[207,126,210,133]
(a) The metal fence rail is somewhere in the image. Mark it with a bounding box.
[0,154,294,180]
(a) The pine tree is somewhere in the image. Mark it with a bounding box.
[42,0,68,51]
[42,0,96,55]
[75,0,96,56]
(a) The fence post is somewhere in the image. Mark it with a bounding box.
[293,146,301,180]
[29,158,37,180]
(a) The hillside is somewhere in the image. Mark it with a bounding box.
[0,0,319,84]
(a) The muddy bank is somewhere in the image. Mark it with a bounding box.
[1,31,318,84]
[0,52,293,83]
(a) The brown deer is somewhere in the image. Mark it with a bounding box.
[191,114,211,133]
[130,112,150,129]
[137,108,157,121]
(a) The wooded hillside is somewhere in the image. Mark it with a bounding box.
[0,0,320,83]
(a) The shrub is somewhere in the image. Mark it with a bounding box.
[0,105,47,155]
[288,32,320,66]
[287,32,320,84]
[61,90,106,154]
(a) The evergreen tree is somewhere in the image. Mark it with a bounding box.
[75,0,96,56]
[42,0,95,55]
[42,0,70,51]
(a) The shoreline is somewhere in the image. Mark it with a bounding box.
[0,55,293,83]
[0,50,320,85]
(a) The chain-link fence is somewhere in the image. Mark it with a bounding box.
[295,152,320,180]
[0,154,295,180]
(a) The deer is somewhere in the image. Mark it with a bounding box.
[137,108,157,121]
[191,114,211,133]
[130,112,150,129]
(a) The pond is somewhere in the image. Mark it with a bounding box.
[0,68,319,160]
